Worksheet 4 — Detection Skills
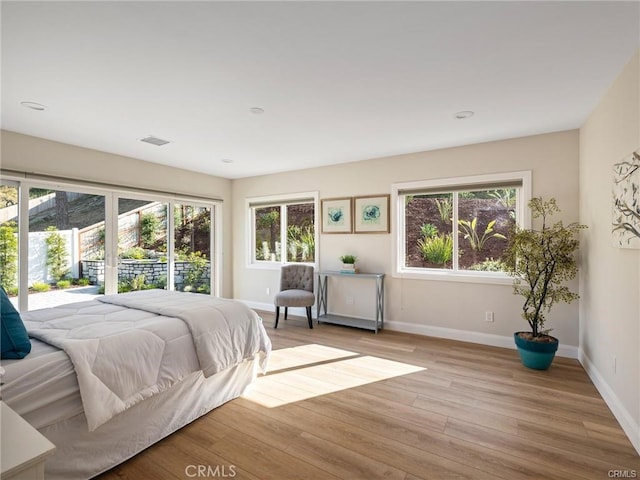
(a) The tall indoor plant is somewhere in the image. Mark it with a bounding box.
[502,197,586,370]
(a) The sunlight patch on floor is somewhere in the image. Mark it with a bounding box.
[243,347,426,408]
[265,344,359,372]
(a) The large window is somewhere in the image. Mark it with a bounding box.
[0,182,19,303]
[0,173,221,311]
[29,188,107,310]
[393,171,531,282]
[117,198,169,293]
[248,193,318,267]
[174,204,212,294]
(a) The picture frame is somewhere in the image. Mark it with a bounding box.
[321,197,353,233]
[353,194,390,234]
[612,148,640,249]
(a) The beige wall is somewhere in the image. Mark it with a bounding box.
[0,130,234,297]
[579,49,640,452]
[232,130,580,353]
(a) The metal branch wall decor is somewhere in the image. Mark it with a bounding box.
[612,148,640,249]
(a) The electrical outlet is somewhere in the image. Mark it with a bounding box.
[346,296,354,305]
[485,311,494,322]
[266,287,270,295]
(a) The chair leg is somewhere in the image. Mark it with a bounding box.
[274,307,280,329]
[284,307,288,320]
[306,306,313,329]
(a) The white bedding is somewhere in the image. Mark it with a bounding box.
[23,290,271,431]
[0,338,83,429]
[99,289,271,376]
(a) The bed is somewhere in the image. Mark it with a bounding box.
[1,289,271,480]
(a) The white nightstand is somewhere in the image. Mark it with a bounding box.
[1,401,56,480]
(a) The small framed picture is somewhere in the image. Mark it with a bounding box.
[321,197,352,233]
[354,194,390,233]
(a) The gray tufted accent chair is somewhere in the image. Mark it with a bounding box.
[274,265,315,329]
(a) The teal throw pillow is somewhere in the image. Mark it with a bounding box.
[1,287,31,359]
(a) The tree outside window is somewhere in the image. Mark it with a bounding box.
[286,203,315,263]
[255,206,281,262]
[252,199,316,264]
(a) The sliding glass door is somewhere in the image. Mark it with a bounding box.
[0,182,19,308]
[174,204,212,294]
[26,187,106,310]
[1,174,221,308]
[114,198,215,295]
[117,198,169,293]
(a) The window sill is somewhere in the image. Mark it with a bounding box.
[393,268,514,285]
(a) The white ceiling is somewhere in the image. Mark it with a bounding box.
[2,1,639,179]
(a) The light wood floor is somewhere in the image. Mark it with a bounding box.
[97,311,640,480]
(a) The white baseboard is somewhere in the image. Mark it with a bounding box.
[579,349,640,455]
[384,320,579,359]
[238,302,579,358]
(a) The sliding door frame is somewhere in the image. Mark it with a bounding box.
[1,171,222,309]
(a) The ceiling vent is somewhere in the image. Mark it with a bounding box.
[140,136,170,146]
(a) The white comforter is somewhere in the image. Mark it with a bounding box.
[24,290,271,431]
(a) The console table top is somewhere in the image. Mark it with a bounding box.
[317,271,385,278]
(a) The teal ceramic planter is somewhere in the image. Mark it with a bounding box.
[514,332,559,370]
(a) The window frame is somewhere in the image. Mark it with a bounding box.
[1,171,222,310]
[392,171,531,284]
[246,192,319,270]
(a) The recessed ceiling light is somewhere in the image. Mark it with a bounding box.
[454,111,474,120]
[250,107,264,115]
[221,158,234,164]
[21,101,47,111]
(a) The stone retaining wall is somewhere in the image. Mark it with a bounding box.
[81,260,210,290]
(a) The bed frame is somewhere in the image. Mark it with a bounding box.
[35,357,260,480]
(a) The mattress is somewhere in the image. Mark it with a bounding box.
[1,338,83,429]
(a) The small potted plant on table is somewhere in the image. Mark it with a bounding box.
[339,255,358,274]
[502,197,586,370]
